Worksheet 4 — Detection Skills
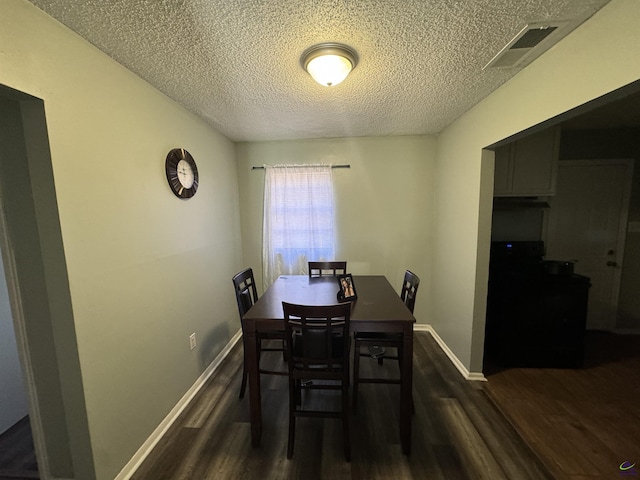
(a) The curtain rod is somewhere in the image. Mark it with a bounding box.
[251,164,350,170]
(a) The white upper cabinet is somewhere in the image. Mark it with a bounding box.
[493,127,560,197]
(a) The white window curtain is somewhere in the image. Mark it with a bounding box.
[262,165,335,287]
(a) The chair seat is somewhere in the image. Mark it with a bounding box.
[354,332,402,360]
[354,332,402,342]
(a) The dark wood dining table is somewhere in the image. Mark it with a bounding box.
[242,274,416,454]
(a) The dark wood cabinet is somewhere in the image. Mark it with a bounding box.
[493,127,560,197]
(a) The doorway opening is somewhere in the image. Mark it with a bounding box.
[0,83,85,479]
[484,80,640,375]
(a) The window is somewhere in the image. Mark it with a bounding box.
[262,165,335,287]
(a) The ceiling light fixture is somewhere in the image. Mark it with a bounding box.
[301,43,358,87]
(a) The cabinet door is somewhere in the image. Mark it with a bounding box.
[510,128,559,195]
[493,144,513,196]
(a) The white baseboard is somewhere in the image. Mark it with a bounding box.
[415,324,486,382]
[114,329,243,480]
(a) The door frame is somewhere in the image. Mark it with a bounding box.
[0,198,51,478]
[549,158,634,330]
[0,83,87,480]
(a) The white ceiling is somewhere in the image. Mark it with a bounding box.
[28,0,611,142]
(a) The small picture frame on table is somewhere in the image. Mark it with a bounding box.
[337,273,357,301]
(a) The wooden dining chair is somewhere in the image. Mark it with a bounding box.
[308,261,347,277]
[233,268,287,399]
[282,301,352,461]
[352,270,419,409]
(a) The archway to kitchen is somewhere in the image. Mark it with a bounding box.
[480,80,640,479]
[483,82,640,371]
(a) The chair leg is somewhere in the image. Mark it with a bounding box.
[287,377,297,459]
[342,380,351,462]
[239,362,248,399]
[353,341,361,410]
[295,379,302,406]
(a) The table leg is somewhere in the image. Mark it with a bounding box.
[244,323,262,447]
[400,326,413,454]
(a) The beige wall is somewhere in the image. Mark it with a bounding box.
[236,136,437,324]
[1,2,242,479]
[433,0,640,372]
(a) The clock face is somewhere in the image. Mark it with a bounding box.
[165,148,199,199]
[177,159,195,188]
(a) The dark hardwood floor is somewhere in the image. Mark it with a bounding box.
[483,331,640,480]
[5,330,637,479]
[132,332,550,479]
[0,416,38,480]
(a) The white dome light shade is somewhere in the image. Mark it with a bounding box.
[306,54,352,86]
[301,43,358,87]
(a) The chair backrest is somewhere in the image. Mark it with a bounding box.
[308,261,347,277]
[400,270,420,314]
[232,268,259,320]
[282,302,351,373]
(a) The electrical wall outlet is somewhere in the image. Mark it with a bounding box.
[189,333,197,350]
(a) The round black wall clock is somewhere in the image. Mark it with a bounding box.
[165,148,199,199]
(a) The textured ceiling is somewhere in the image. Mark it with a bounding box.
[28,0,610,142]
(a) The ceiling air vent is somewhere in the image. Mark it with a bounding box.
[483,21,567,70]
